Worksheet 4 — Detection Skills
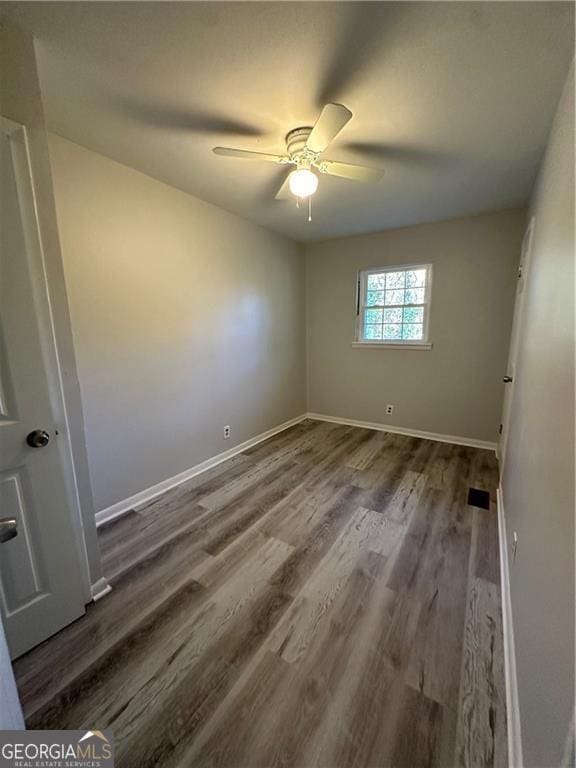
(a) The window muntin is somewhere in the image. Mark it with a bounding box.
[357,265,432,344]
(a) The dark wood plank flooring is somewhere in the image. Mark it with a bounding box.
[13,419,507,767]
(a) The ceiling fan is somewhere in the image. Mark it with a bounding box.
[212,103,384,204]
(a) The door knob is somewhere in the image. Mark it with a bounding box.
[502,376,513,383]
[0,518,17,544]
[26,429,50,448]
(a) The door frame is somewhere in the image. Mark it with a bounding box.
[1,115,92,603]
[498,215,536,473]
[0,614,24,729]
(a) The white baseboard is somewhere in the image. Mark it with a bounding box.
[497,485,523,768]
[306,412,497,451]
[95,414,308,528]
[91,576,112,602]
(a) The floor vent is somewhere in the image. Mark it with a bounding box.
[467,487,490,509]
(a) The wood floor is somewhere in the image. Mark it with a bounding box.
[13,419,506,768]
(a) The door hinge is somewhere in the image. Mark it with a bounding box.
[498,423,503,435]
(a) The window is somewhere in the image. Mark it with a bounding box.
[355,264,432,346]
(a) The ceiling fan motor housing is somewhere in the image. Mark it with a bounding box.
[286,127,317,166]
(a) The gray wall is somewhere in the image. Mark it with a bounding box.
[305,209,526,443]
[0,16,103,593]
[48,135,306,512]
[502,62,575,767]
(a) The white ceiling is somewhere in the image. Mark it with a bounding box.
[3,2,574,242]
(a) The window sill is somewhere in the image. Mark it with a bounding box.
[352,341,433,351]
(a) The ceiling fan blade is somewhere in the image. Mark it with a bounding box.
[274,173,292,201]
[306,104,353,153]
[318,160,384,183]
[213,147,287,163]
[342,142,451,167]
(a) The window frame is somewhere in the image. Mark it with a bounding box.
[354,263,433,349]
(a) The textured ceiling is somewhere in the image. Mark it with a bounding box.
[3,2,574,242]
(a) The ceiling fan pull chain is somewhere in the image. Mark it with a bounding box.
[308,195,312,222]
[296,196,300,209]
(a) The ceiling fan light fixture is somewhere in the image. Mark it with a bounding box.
[288,168,318,198]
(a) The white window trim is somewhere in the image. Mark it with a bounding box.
[354,263,433,350]
[351,341,433,350]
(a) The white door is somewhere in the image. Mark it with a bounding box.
[0,117,86,659]
[499,216,535,471]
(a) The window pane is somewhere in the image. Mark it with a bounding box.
[385,271,405,289]
[384,289,405,305]
[366,290,384,306]
[402,324,424,340]
[367,273,386,290]
[359,266,430,345]
[383,324,402,340]
[364,308,383,325]
[405,269,427,288]
[383,307,402,323]
[403,306,424,323]
[364,324,382,340]
[405,287,425,304]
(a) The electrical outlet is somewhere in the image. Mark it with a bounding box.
[223,425,231,440]
[386,404,394,415]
